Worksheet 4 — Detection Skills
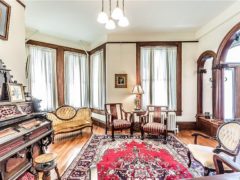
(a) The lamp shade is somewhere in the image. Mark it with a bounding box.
[132,85,144,94]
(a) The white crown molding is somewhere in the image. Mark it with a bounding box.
[196,1,240,40]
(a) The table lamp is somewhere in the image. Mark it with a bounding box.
[132,85,144,110]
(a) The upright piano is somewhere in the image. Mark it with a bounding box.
[0,60,53,180]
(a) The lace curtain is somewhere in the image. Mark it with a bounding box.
[90,50,105,110]
[64,51,89,108]
[141,46,177,110]
[27,45,57,111]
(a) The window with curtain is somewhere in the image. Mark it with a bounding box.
[223,38,240,119]
[64,51,89,108]
[27,45,57,111]
[140,46,177,110]
[90,49,105,110]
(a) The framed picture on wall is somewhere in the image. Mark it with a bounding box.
[115,74,127,88]
[7,83,25,102]
[0,0,11,40]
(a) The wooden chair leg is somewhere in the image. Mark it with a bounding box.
[187,150,192,168]
[55,166,61,180]
[112,126,115,141]
[141,127,144,140]
[105,126,108,135]
[91,126,93,133]
[213,155,225,174]
[163,130,167,144]
[130,125,133,137]
[204,168,210,176]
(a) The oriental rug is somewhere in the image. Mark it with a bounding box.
[62,135,204,180]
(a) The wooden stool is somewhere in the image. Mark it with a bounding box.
[34,153,60,180]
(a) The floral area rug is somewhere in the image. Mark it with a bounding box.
[62,134,204,180]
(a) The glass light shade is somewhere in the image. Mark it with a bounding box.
[97,11,108,24]
[111,7,123,20]
[105,19,116,30]
[132,85,144,94]
[118,16,129,27]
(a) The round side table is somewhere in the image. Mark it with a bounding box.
[34,153,60,180]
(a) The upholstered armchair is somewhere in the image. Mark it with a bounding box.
[140,105,169,143]
[105,103,133,141]
[187,121,240,176]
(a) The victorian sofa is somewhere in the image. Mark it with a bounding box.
[46,105,93,142]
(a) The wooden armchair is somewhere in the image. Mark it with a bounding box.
[105,103,133,141]
[187,121,240,176]
[140,105,169,143]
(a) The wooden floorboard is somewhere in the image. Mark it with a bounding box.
[46,126,217,178]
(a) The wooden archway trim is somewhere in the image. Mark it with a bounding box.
[196,50,217,115]
[214,22,240,119]
[216,22,240,64]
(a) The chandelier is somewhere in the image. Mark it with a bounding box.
[97,0,129,30]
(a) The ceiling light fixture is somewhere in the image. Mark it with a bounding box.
[97,0,108,24]
[112,0,123,20]
[97,0,129,30]
[105,0,116,30]
[118,0,129,27]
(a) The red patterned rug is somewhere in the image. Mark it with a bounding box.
[62,135,203,180]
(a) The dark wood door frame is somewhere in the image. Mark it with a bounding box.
[215,22,240,119]
[196,50,216,117]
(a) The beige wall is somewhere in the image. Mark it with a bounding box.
[105,42,198,122]
[106,43,136,111]
[0,0,26,85]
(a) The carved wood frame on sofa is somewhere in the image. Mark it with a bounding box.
[47,105,93,142]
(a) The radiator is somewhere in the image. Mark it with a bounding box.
[161,112,178,133]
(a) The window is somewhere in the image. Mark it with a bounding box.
[137,43,182,114]
[223,37,240,119]
[64,51,89,107]
[216,23,240,120]
[140,46,177,110]
[90,49,105,110]
[27,45,57,111]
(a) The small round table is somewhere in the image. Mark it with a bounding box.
[34,153,60,180]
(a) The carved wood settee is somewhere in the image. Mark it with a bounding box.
[46,105,93,142]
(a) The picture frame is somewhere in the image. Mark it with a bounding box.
[0,0,11,40]
[115,74,127,88]
[7,83,25,102]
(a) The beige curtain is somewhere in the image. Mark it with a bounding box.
[27,45,57,111]
[141,46,177,110]
[64,51,89,108]
[90,50,105,110]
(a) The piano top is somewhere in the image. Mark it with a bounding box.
[0,117,50,145]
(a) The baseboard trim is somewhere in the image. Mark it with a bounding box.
[92,117,106,128]
[177,122,196,131]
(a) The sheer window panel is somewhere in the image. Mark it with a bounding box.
[90,50,105,110]
[64,51,89,108]
[140,46,177,110]
[27,45,57,111]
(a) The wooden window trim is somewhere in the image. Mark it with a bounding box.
[26,40,88,107]
[136,42,182,116]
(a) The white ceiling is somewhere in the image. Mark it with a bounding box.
[25,0,236,43]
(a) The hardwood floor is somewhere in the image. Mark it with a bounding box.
[46,126,217,178]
